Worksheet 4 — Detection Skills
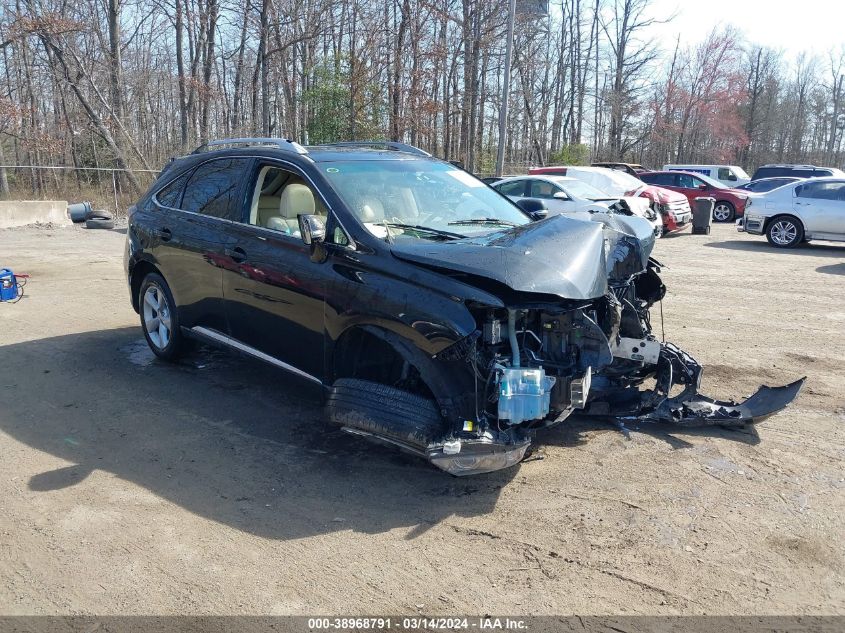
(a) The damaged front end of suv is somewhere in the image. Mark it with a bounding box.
[328,214,803,476]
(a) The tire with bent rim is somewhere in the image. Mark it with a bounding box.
[712,201,735,222]
[766,215,804,248]
[139,272,186,361]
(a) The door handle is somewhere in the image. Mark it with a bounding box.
[155,227,172,241]
[226,246,247,263]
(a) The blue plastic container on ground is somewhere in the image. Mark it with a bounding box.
[0,268,18,301]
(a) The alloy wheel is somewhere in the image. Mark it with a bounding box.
[142,285,172,350]
[713,203,733,222]
[769,220,798,246]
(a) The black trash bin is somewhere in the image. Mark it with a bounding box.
[692,197,714,235]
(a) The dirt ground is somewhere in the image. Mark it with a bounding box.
[0,221,843,616]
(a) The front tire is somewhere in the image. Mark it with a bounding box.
[766,215,804,248]
[712,201,735,222]
[326,378,446,450]
[139,273,186,361]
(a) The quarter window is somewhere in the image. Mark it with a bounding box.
[181,158,249,220]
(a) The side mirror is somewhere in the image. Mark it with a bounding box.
[552,191,569,200]
[516,198,548,220]
[698,183,707,190]
[298,214,325,246]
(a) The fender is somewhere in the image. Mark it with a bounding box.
[356,325,477,424]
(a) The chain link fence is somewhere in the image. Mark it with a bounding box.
[0,166,159,217]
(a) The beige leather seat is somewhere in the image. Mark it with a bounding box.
[266,183,315,235]
[358,197,385,223]
[256,196,281,227]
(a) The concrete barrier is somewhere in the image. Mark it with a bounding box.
[0,200,71,228]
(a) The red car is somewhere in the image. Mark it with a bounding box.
[528,165,693,234]
[640,170,750,222]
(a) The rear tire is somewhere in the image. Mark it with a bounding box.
[712,201,735,222]
[139,273,187,361]
[326,378,446,450]
[765,215,804,248]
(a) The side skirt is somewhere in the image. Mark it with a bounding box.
[185,326,323,387]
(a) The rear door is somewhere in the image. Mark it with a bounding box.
[148,157,250,332]
[793,180,845,234]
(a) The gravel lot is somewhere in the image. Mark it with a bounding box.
[0,222,843,615]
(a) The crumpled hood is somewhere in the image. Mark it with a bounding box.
[645,185,687,204]
[390,214,654,301]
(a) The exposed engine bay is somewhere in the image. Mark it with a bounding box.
[423,259,803,475]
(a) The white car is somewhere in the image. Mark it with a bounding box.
[663,164,751,187]
[738,177,845,247]
[493,174,663,237]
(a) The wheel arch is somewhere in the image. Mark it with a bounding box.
[763,212,804,233]
[129,259,164,313]
[329,324,476,424]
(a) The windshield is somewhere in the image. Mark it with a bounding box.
[550,177,613,200]
[567,167,643,196]
[321,159,531,239]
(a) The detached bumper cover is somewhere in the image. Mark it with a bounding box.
[607,342,805,427]
[641,377,805,427]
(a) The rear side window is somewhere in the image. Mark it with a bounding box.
[796,181,845,200]
[155,172,190,208]
[642,173,675,186]
[754,167,786,179]
[181,158,249,220]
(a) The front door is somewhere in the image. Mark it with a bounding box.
[221,161,329,379]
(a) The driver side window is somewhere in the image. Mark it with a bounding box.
[677,173,697,188]
[246,165,327,238]
[529,180,561,199]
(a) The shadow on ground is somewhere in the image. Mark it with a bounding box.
[0,327,767,542]
[0,327,516,541]
[540,414,760,451]
[816,262,845,276]
[705,240,845,257]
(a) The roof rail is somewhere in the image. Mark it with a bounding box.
[191,137,308,155]
[319,141,431,157]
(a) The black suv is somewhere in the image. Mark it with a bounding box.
[751,164,844,180]
[125,139,802,475]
